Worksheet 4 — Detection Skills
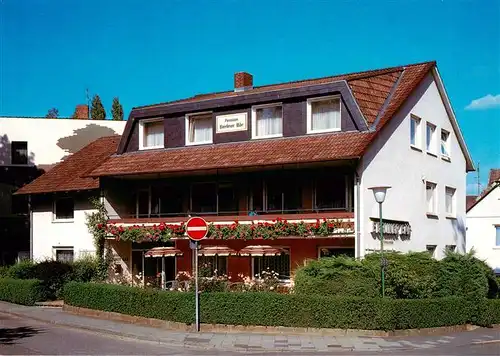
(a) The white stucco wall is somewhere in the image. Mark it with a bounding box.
[466,185,500,271]
[32,198,97,261]
[0,117,126,167]
[358,72,467,259]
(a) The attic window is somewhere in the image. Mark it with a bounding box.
[186,112,213,145]
[307,96,341,134]
[139,119,164,150]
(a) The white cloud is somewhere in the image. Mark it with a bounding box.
[465,94,500,110]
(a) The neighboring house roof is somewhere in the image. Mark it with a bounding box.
[489,169,500,186]
[89,131,374,177]
[467,169,500,212]
[466,195,478,211]
[15,136,120,195]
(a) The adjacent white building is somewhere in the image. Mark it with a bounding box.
[466,170,500,272]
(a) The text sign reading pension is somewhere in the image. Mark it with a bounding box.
[215,112,247,133]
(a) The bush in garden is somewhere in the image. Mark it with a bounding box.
[434,250,489,299]
[294,255,379,297]
[0,266,10,278]
[72,255,99,282]
[7,259,36,279]
[364,252,440,299]
[33,260,73,299]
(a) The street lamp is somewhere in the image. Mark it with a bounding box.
[368,186,391,298]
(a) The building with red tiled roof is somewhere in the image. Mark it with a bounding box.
[0,113,126,265]
[17,61,474,284]
[466,169,500,273]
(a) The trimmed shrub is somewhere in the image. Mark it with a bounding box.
[0,278,46,305]
[63,282,488,330]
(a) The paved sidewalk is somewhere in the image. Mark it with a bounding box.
[0,301,498,353]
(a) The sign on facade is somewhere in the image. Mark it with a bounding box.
[215,112,247,133]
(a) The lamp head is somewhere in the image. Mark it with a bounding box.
[368,186,391,204]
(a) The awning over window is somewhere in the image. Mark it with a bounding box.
[238,245,288,256]
[144,247,183,258]
[198,246,236,256]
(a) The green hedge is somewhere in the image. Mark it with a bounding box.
[63,282,500,330]
[0,278,47,306]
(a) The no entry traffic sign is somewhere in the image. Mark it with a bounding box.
[186,217,208,241]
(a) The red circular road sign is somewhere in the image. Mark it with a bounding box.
[186,217,209,241]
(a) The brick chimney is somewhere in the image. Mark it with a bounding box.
[234,72,253,92]
[73,104,89,119]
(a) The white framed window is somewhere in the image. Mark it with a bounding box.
[251,103,283,139]
[426,182,437,215]
[186,112,213,145]
[410,115,421,148]
[306,96,341,134]
[426,122,436,154]
[53,197,74,221]
[252,248,290,280]
[139,119,164,150]
[426,245,437,257]
[495,226,500,247]
[445,245,456,253]
[441,129,450,158]
[445,186,456,216]
[54,247,74,263]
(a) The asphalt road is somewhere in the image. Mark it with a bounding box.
[1,312,499,355]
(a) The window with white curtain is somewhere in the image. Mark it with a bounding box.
[186,113,213,145]
[252,104,283,139]
[307,96,341,133]
[140,120,164,149]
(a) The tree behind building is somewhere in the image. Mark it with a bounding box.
[45,108,59,118]
[111,97,124,121]
[90,95,106,120]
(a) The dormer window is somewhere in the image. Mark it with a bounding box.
[139,119,164,150]
[186,112,213,145]
[307,96,341,134]
[251,103,283,139]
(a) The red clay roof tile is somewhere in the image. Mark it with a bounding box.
[488,169,500,186]
[16,136,120,195]
[89,132,375,177]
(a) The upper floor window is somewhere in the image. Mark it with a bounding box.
[410,115,421,148]
[496,226,500,247]
[426,122,436,154]
[251,104,283,139]
[53,197,74,221]
[307,96,341,134]
[445,186,455,216]
[441,129,450,158]
[426,181,437,215]
[11,141,28,164]
[186,112,213,145]
[139,120,164,150]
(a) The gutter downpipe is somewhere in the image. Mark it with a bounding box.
[29,195,33,260]
[354,170,361,259]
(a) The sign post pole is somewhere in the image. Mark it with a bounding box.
[194,240,200,332]
[185,217,208,333]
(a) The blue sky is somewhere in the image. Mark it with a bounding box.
[1,0,499,192]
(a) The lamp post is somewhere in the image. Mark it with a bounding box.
[368,186,391,298]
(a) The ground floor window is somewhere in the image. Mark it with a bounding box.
[252,249,290,280]
[318,247,354,258]
[426,245,437,257]
[54,247,74,263]
[199,255,228,276]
